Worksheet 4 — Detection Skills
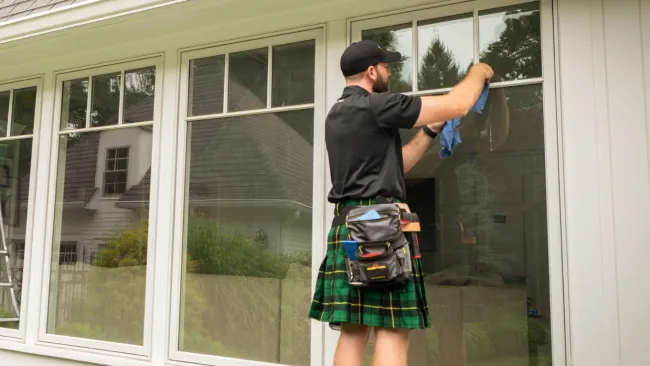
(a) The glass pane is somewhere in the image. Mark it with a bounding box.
[0,92,9,137]
[272,40,316,107]
[479,2,541,81]
[116,159,128,170]
[91,73,121,127]
[60,78,88,130]
[0,139,34,331]
[362,23,413,93]
[418,14,474,90]
[11,87,37,136]
[189,55,225,117]
[124,67,156,123]
[47,129,152,345]
[228,48,268,112]
[398,84,551,366]
[179,110,314,365]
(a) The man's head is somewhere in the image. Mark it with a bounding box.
[340,40,401,93]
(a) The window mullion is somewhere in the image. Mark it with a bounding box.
[473,8,480,64]
[86,77,93,129]
[267,46,273,108]
[118,70,126,125]
[6,89,14,138]
[223,53,230,113]
[412,20,418,92]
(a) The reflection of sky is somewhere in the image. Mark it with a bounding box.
[393,28,412,83]
[479,9,537,54]
[418,16,474,73]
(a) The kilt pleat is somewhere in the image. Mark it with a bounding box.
[308,199,431,330]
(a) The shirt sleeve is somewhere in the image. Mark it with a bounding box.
[369,92,422,129]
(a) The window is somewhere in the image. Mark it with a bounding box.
[103,147,129,196]
[0,80,40,336]
[352,1,550,365]
[172,30,322,366]
[44,59,159,353]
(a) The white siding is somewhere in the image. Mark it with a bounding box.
[0,350,91,365]
[557,0,650,365]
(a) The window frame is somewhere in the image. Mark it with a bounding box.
[0,77,42,341]
[169,27,327,366]
[38,55,163,357]
[347,0,568,365]
[350,0,545,95]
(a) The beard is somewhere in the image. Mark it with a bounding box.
[372,75,390,93]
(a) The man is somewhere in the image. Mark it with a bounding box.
[308,40,493,366]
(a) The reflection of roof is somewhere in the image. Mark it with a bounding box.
[117,112,313,208]
[19,132,99,205]
[0,0,91,23]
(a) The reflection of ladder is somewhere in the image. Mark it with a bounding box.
[0,141,19,324]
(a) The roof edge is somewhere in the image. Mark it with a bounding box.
[0,0,190,45]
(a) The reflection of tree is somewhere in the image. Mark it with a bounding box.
[480,5,541,80]
[418,38,465,90]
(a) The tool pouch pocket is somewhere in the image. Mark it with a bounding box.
[343,204,412,288]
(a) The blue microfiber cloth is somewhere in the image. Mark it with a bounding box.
[439,83,490,159]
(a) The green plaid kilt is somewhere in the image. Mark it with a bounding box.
[308,199,431,330]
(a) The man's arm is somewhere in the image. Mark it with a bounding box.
[402,122,444,174]
[411,63,493,128]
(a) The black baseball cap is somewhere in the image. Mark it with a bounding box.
[340,40,402,77]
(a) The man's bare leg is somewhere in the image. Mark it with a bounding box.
[333,324,371,366]
[372,327,410,366]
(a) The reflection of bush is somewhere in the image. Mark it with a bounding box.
[0,310,18,330]
[55,214,311,363]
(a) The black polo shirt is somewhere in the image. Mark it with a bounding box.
[325,86,422,203]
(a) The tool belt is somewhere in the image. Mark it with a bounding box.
[332,198,422,288]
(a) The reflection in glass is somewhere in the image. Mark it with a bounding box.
[479,2,541,81]
[61,78,88,130]
[47,129,152,345]
[362,23,413,93]
[124,67,156,123]
[272,40,316,107]
[0,92,8,137]
[418,14,474,90]
[229,48,268,112]
[0,139,33,330]
[11,87,37,136]
[189,55,225,117]
[398,84,551,365]
[91,73,121,127]
[179,110,314,365]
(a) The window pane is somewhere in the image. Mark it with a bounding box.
[91,73,121,127]
[189,55,225,117]
[47,129,152,345]
[11,87,37,136]
[229,48,268,112]
[0,139,34,331]
[179,110,314,365]
[124,67,156,123]
[0,92,9,137]
[479,2,541,81]
[116,159,128,171]
[418,14,474,90]
[396,84,551,365]
[60,78,88,130]
[90,73,121,127]
[362,23,413,93]
[272,40,316,107]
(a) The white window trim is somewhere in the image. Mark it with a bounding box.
[0,77,42,341]
[37,55,164,357]
[346,1,569,366]
[350,0,545,94]
[168,26,327,366]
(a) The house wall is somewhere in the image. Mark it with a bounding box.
[556,0,650,365]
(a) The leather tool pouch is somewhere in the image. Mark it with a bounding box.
[343,204,412,288]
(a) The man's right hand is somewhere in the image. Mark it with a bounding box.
[472,63,494,82]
